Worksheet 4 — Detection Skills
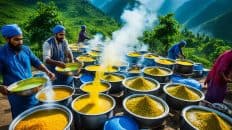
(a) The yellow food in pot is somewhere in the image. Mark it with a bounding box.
[126,96,164,117]
[15,109,68,130]
[186,110,232,130]
[73,95,113,114]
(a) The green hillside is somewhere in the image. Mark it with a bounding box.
[201,11,232,42]
[186,0,232,29]
[0,0,119,44]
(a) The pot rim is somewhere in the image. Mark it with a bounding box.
[181,105,232,129]
[122,76,160,92]
[9,103,73,130]
[36,85,75,103]
[123,94,169,120]
[163,83,205,102]
[71,93,116,116]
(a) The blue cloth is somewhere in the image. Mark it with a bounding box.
[168,40,186,60]
[0,44,42,118]
[1,24,22,38]
[104,116,139,130]
[171,75,202,90]
[52,25,65,34]
[45,37,73,86]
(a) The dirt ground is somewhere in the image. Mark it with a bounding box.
[0,94,12,130]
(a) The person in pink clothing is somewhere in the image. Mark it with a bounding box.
[205,50,232,103]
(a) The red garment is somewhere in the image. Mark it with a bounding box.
[205,50,232,103]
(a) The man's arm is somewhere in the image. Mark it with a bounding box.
[36,64,55,80]
[43,42,66,68]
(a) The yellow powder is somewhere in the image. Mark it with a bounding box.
[125,77,156,90]
[176,60,193,66]
[37,88,72,101]
[127,52,142,57]
[73,95,113,114]
[166,85,200,100]
[15,109,68,130]
[126,96,164,117]
[144,54,159,59]
[77,55,95,62]
[157,59,174,65]
[128,67,141,73]
[101,74,124,82]
[144,68,170,76]
[86,65,117,73]
[186,110,232,130]
[88,51,100,57]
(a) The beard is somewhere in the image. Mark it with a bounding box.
[56,37,64,42]
[9,43,22,52]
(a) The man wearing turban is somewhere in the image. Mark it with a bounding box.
[43,24,74,85]
[167,40,187,60]
[0,24,55,118]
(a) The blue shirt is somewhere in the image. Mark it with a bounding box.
[168,43,181,60]
[0,44,42,86]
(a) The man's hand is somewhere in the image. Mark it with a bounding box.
[46,71,56,81]
[57,61,66,68]
[0,85,9,95]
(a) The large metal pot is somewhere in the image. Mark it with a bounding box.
[122,76,160,96]
[143,53,159,66]
[174,59,194,74]
[123,94,169,128]
[100,73,125,94]
[126,65,143,77]
[156,58,175,70]
[143,66,173,83]
[36,85,75,107]
[71,93,116,130]
[76,54,96,67]
[9,104,73,130]
[55,62,83,76]
[180,105,232,130]
[163,83,205,110]
[7,77,48,96]
[80,81,111,94]
[126,52,142,64]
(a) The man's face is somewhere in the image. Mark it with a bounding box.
[7,35,23,51]
[56,31,65,42]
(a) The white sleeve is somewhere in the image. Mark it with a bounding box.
[43,42,51,62]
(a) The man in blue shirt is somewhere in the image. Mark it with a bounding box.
[168,40,187,60]
[0,24,55,118]
[43,25,74,86]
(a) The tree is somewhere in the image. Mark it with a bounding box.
[143,13,180,55]
[25,1,62,47]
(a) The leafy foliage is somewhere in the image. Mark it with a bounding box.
[25,2,61,45]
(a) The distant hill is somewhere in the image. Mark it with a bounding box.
[201,11,232,42]
[89,0,232,41]
[174,0,213,24]
[0,0,119,43]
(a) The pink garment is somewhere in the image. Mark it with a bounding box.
[205,50,232,103]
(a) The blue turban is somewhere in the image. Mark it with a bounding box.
[1,24,22,38]
[179,40,187,46]
[81,25,86,30]
[52,25,65,34]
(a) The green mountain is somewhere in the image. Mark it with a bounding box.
[201,11,232,42]
[175,0,213,24]
[0,0,119,44]
[186,0,232,29]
